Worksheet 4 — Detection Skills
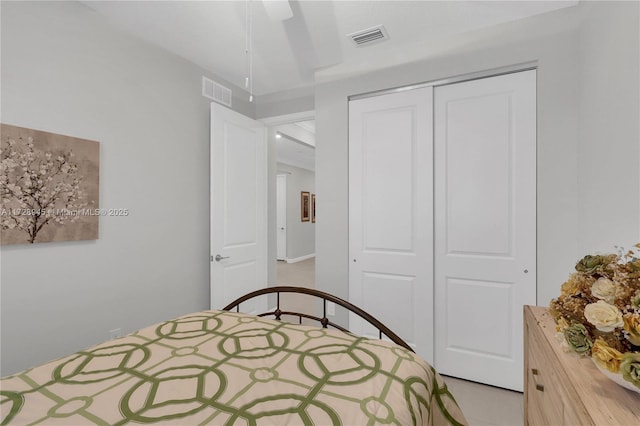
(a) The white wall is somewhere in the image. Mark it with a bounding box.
[577,1,640,252]
[0,1,252,376]
[315,1,639,325]
[256,87,314,120]
[277,163,315,261]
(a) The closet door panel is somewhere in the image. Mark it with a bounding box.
[434,70,537,392]
[348,87,434,361]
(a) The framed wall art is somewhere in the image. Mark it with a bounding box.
[1,124,100,245]
[301,191,310,222]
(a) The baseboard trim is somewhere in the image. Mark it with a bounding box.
[286,254,315,263]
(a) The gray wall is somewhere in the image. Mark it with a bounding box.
[256,87,314,120]
[0,1,251,376]
[578,2,640,249]
[314,1,639,325]
[277,163,316,261]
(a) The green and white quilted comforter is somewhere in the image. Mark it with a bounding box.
[1,310,467,425]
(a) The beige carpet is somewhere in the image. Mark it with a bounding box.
[276,257,316,324]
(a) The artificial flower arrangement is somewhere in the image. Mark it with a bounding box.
[549,244,640,392]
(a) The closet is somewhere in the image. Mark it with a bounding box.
[348,69,536,391]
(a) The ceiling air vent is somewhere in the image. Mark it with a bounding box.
[348,25,389,47]
[202,76,232,107]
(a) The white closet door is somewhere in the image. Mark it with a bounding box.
[349,87,434,361]
[434,70,537,391]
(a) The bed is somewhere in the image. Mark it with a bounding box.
[0,286,467,425]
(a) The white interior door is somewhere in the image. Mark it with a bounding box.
[348,87,434,362]
[276,174,287,261]
[210,103,267,313]
[434,70,537,391]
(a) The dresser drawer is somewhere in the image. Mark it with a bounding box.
[526,327,564,424]
[527,350,588,424]
[525,366,550,425]
[524,307,593,426]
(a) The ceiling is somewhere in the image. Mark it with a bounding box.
[82,1,579,98]
[274,120,316,171]
[81,1,579,172]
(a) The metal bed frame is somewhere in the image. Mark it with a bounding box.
[222,286,413,352]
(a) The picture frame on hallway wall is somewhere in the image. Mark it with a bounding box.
[301,191,310,222]
[312,194,316,223]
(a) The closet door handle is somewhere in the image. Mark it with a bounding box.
[215,254,230,262]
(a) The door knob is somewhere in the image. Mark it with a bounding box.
[280,227,285,230]
[215,254,230,262]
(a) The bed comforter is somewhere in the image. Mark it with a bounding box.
[1,310,467,425]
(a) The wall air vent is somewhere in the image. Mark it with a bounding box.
[347,25,389,47]
[202,76,232,107]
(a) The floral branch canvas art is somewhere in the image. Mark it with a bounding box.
[0,124,99,245]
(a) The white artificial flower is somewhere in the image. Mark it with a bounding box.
[591,277,618,303]
[584,300,624,332]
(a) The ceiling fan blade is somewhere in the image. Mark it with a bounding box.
[262,0,293,21]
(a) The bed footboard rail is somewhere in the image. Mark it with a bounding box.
[222,286,413,352]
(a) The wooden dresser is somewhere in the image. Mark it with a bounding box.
[524,305,640,425]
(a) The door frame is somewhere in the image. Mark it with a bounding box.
[349,61,538,102]
[261,110,315,285]
[276,173,288,261]
[261,110,315,126]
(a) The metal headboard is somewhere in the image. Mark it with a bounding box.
[222,286,413,352]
